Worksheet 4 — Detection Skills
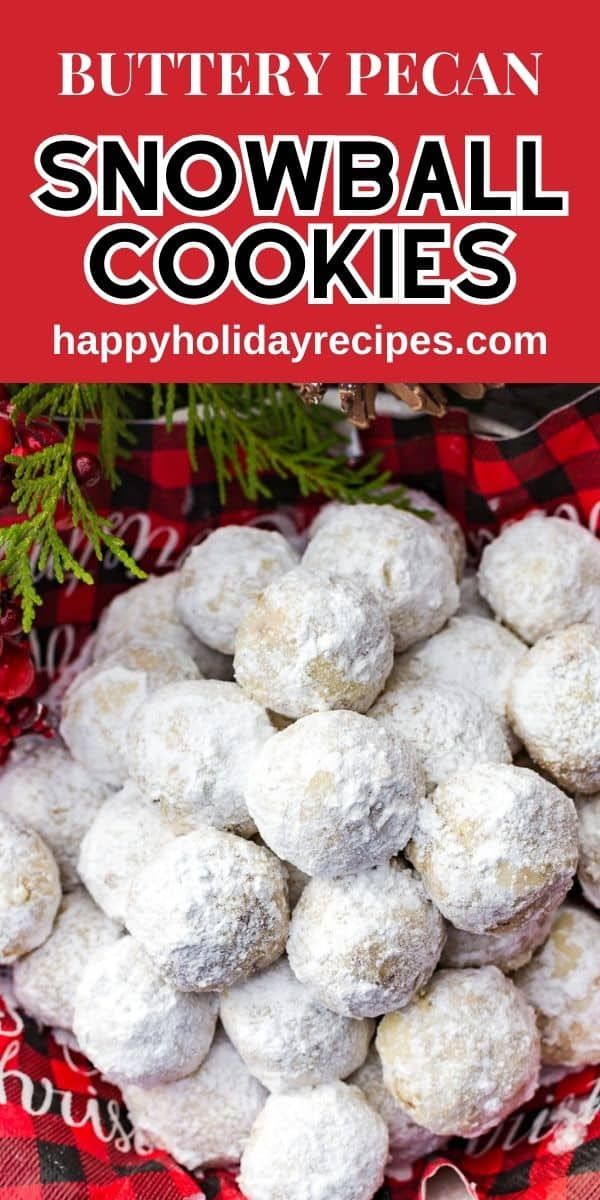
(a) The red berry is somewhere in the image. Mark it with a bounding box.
[10,697,41,730]
[0,416,14,459]
[0,640,35,700]
[0,603,21,638]
[73,452,102,488]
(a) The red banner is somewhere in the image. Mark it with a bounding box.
[1,0,598,380]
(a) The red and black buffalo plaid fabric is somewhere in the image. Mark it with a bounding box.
[2,389,600,1200]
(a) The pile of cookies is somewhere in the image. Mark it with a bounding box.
[1,501,599,1200]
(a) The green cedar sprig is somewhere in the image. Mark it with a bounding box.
[2,381,412,630]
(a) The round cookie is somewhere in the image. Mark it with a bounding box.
[376,966,540,1137]
[303,504,459,651]
[350,1049,446,1177]
[0,741,107,890]
[12,889,120,1032]
[176,526,298,655]
[220,957,373,1092]
[125,828,289,991]
[369,679,511,792]
[441,906,556,972]
[77,783,174,924]
[407,763,578,934]
[0,814,61,964]
[576,795,600,907]
[287,862,445,1018]
[60,640,199,786]
[128,680,273,836]
[239,1082,388,1200]
[508,623,600,794]
[393,615,526,751]
[123,1029,267,1170]
[309,494,467,581]
[479,513,600,644]
[73,935,218,1088]
[93,573,232,680]
[514,904,600,1067]
[245,711,423,875]
[234,567,393,719]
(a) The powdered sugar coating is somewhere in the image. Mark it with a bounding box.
[478,514,600,644]
[349,1049,446,1177]
[376,966,540,1137]
[369,679,511,793]
[234,567,393,719]
[126,828,289,991]
[441,906,557,972]
[12,889,120,1032]
[508,623,600,794]
[220,957,373,1092]
[393,615,527,751]
[407,764,578,934]
[303,504,459,651]
[287,862,445,1018]
[93,573,232,680]
[239,1081,388,1200]
[245,711,423,876]
[123,1028,267,1170]
[309,494,467,581]
[60,640,200,787]
[0,814,61,964]
[128,680,273,837]
[77,783,174,924]
[514,904,600,1067]
[576,796,600,907]
[73,935,218,1088]
[0,741,107,890]
[176,527,299,655]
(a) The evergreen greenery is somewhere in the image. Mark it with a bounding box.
[1,382,410,631]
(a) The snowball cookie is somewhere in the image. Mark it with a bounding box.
[234,567,393,719]
[0,814,61,964]
[515,904,600,1067]
[350,1049,446,1177]
[407,764,578,935]
[73,935,218,1088]
[441,906,556,973]
[124,1028,267,1170]
[376,966,540,1138]
[126,828,289,991]
[309,493,467,581]
[394,614,527,751]
[508,623,600,794]
[370,679,510,793]
[176,526,299,655]
[0,741,107,890]
[479,513,600,644]
[245,711,423,876]
[287,862,445,1018]
[94,573,232,681]
[303,504,459,651]
[128,680,273,837]
[60,640,200,787]
[402,488,467,580]
[576,796,600,907]
[239,1082,388,1200]
[77,783,174,924]
[220,957,373,1092]
[12,889,120,1032]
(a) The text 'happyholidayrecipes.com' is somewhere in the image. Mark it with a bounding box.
[52,323,547,366]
